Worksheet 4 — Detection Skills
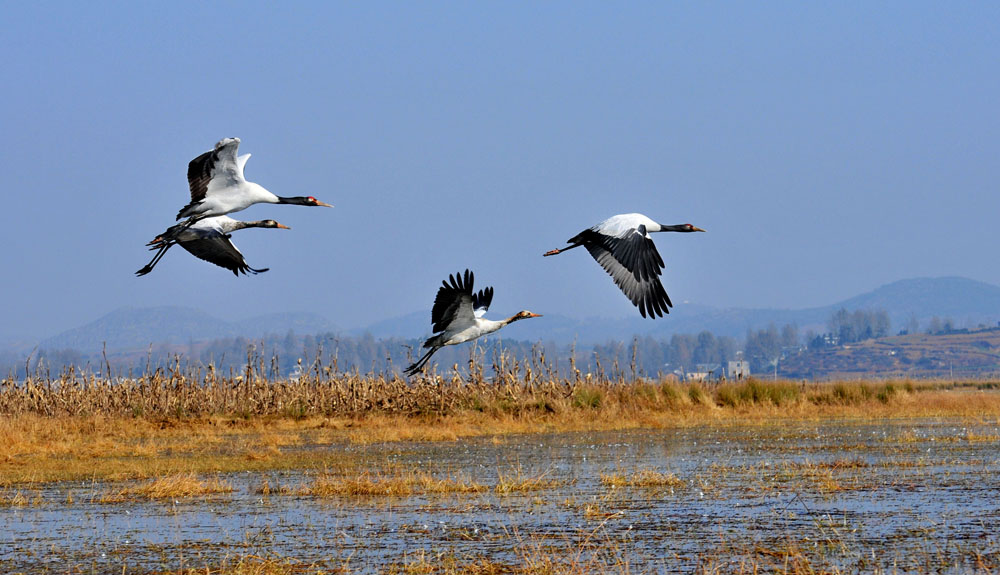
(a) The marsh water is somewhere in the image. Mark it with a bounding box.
[3,419,1000,573]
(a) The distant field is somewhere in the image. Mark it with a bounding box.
[781,328,1000,379]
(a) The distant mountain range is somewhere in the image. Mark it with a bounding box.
[38,306,337,353]
[20,277,1000,354]
[354,277,1000,343]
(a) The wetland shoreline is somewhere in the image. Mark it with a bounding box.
[2,376,1000,485]
[4,375,1000,574]
[3,417,999,574]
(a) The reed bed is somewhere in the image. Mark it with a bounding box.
[1,351,995,420]
[4,353,1000,484]
[98,472,233,502]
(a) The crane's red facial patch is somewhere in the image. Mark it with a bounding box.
[307,197,333,208]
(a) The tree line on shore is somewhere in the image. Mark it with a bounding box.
[5,308,979,380]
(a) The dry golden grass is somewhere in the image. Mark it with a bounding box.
[3,361,987,423]
[290,469,488,498]
[964,430,1000,442]
[159,533,1000,575]
[600,468,684,489]
[173,556,310,575]
[387,552,624,575]
[787,458,870,470]
[0,489,30,506]
[495,469,565,495]
[421,472,489,494]
[304,472,416,497]
[256,477,296,496]
[379,537,635,575]
[98,472,233,502]
[705,456,892,495]
[295,469,549,498]
[2,370,1000,484]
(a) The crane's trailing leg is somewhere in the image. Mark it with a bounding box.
[136,241,175,276]
[403,346,441,377]
[543,242,582,257]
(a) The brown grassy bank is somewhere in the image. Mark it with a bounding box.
[2,368,1000,484]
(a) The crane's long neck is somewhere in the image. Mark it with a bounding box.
[501,314,532,327]
[656,224,688,232]
[656,224,706,233]
[227,221,252,232]
[276,196,312,205]
[232,220,270,231]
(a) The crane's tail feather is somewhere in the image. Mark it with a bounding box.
[235,265,270,276]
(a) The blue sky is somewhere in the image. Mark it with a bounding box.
[1,2,998,341]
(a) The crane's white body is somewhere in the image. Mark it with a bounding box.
[593,213,661,236]
[179,139,279,219]
[431,286,503,347]
[170,216,246,242]
[436,317,506,347]
[183,181,278,219]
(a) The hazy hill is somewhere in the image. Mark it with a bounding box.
[231,312,336,338]
[359,277,1000,343]
[833,277,1000,328]
[351,311,426,339]
[23,276,1000,354]
[39,306,336,353]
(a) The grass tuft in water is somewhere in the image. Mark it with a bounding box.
[99,472,233,502]
[601,468,684,489]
